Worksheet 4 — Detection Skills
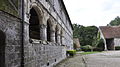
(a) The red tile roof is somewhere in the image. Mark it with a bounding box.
[99,26,120,38]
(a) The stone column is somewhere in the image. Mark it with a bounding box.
[40,24,47,41]
[57,31,61,44]
[56,26,61,44]
[61,35,64,45]
[50,26,55,43]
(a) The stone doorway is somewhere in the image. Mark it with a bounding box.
[106,38,114,50]
[0,30,6,67]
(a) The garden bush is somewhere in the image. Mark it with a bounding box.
[95,39,104,51]
[81,45,92,52]
[66,50,76,57]
[115,46,120,50]
[93,47,104,51]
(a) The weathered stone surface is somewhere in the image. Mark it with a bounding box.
[85,51,120,67]
[0,0,73,67]
[0,11,21,67]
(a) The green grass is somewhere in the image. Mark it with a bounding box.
[80,51,101,55]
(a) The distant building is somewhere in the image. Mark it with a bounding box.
[0,0,73,67]
[99,26,120,50]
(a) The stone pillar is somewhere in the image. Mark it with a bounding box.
[60,30,64,45]
[57,26,61,44]
[50,26,55,43]
[40,24,47,41]
[61,35,64,45]
[57,31,61,44]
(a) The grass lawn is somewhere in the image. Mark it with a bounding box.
[79,51,101,55]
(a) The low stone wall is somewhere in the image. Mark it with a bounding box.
[24,42,66,67]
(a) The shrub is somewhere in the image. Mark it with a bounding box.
[81,45,92,52]
[93,47,104,51]
[115,46,120,50]
[66,50,76,57]
[95,39,104,51]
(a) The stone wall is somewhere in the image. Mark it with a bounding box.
[24,0,73,50]
[0,0,21,17]
[0,0,73,67]
[0,10,67,67]
[0,11,21,67]
[24,42,66,67]
[23,0,73,66]
[114,38,120,46]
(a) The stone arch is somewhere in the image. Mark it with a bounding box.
[0,30,6,67]
[29,4,48,41]
[30,4,44,25]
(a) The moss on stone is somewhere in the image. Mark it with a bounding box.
[0,0,19,17]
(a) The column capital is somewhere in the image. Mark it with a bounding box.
[40,24,47,29]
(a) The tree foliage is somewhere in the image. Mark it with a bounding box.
[109,16,120,26]
[73,24,98,47]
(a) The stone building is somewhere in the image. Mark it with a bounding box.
[99,26,120,50]
[0,0,73,67]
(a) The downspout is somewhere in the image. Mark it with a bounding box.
[21,0,24,67]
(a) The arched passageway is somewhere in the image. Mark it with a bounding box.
[60,30,63,45]
[106,38,114,50]
[55,26,58,43]
[47,21,51,42]
[29,8,40,40]
[0,30,6,67]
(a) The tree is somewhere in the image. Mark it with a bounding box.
[73,24,84,38]
[73,24,98,47]
[109,16,120,26]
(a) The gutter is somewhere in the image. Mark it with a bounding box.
[21,0,24,67]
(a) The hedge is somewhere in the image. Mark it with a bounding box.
[115,46,120,50]
[66,50,76,57]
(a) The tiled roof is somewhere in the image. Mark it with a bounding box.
[99,26,120,38]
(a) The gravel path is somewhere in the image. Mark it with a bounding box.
[85,51,120,67]
[54,51,120,67]
[54,54,86,67]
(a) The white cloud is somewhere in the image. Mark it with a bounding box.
[63,0,120,26]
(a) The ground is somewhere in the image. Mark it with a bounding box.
[54,54,86,67]
[54,51,120,67]
[85,51,120,67]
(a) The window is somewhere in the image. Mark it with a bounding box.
[29,8,40,40]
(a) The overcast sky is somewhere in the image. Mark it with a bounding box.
[63,0,120,26]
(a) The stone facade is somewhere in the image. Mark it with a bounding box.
[0,0,73,67]
[114,38,120,47]
[0,11,21,67]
